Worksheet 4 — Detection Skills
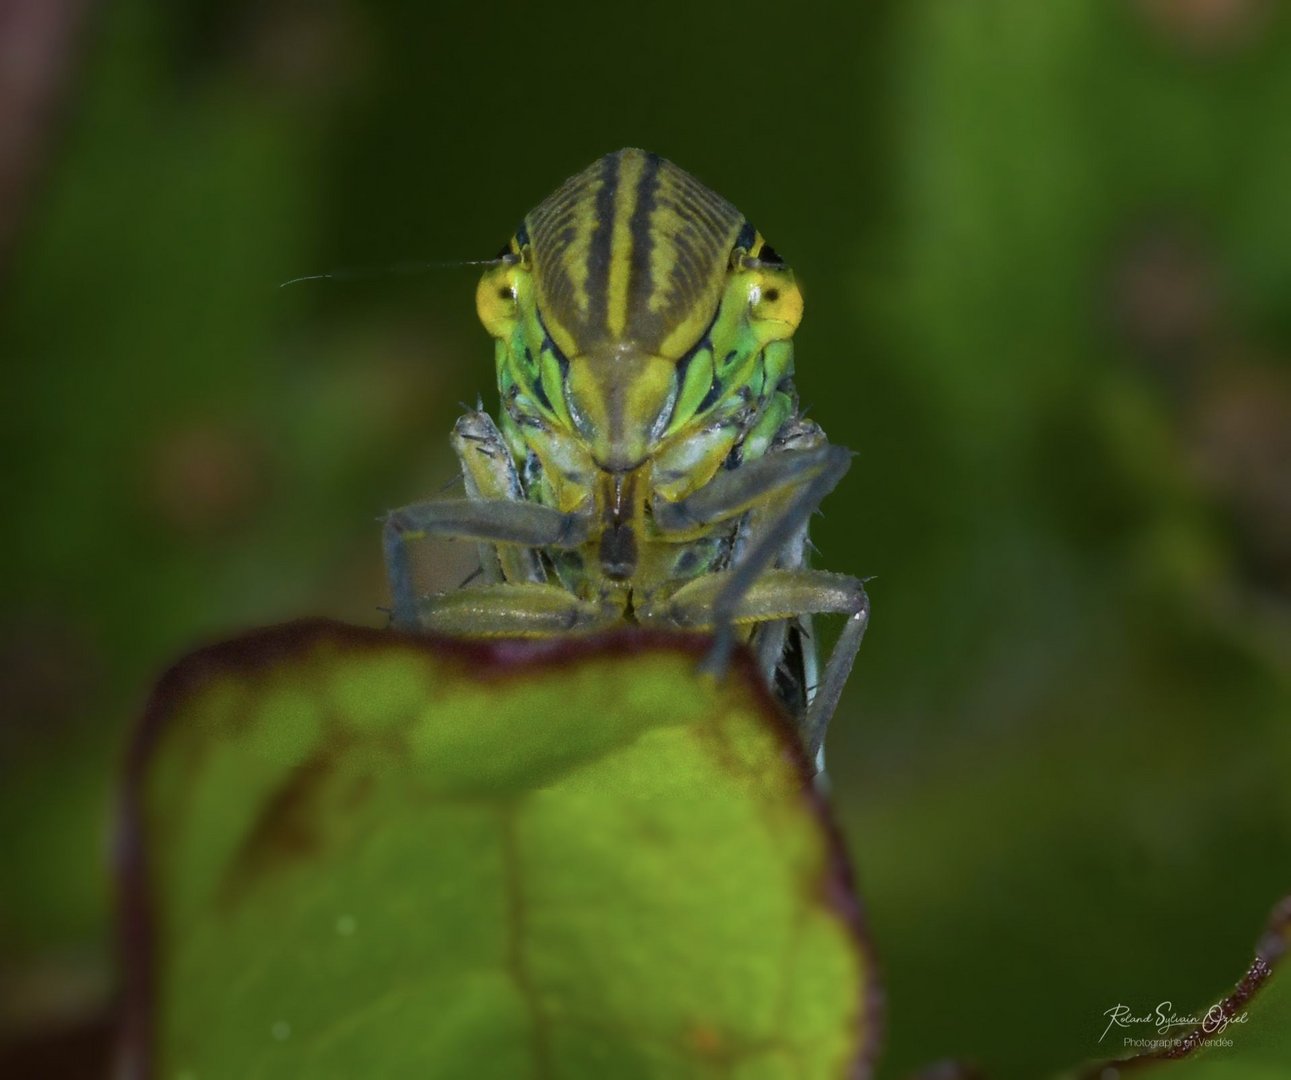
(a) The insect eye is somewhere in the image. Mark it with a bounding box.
[476,267,521,338]
[748,273,803,340]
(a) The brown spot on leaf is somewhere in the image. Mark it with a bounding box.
[686,1021,725,1058]
[215,722,405,908]
[217,734,351,907]
[686,1021,728,1058]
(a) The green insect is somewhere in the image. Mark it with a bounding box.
[384,148,867,768]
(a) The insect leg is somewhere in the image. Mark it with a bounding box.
[383,500,588,629]
[417,582,612,636]
[452,410,546,586]
[655,444,853,675]
[651,568,868,763]
[803,591,868,766]
[652,445,848,537]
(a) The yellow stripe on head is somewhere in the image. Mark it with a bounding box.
[525,149,745,361]
[605,150,645,338]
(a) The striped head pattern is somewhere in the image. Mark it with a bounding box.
[477,149,803,473]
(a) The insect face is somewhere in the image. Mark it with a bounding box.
[476,152,804,485]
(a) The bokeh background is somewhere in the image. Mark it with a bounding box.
[2,1,1289,1076]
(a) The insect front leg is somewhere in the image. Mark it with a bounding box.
[452,409,546,586]
[654,443,855,675]
[382,498,589,629]
[649,568,869,767]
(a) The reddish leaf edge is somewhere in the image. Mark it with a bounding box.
[112,617,884,1080]
[1079,892,1291,1077]
[904,896,1291,1080]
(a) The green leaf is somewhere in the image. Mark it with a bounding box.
[118,620,878,1079]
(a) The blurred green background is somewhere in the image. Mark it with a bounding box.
[2,1,1289,1076]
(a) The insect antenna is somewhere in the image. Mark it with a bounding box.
[279,254,515,288]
